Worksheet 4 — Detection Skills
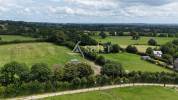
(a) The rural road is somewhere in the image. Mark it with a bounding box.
[6,83,178,100]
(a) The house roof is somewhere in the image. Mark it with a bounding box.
[153,51,163,55]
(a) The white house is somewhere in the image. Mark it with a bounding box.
[153,51,163,57]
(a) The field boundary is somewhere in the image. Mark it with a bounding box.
[6,83,178,100]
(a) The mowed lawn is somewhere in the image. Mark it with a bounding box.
[101,53,172,73]
[0,35,36,41]
[44,86,178,100]
[0,42,85,67]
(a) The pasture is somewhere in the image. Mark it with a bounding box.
[101,53,172,73]
[0,42,86,67]
[44,86,178,100]
[0,35,36,41]
[93,36,175,52]
[93,36,176,45]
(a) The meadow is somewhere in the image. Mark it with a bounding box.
[93,36,175,52]
[44,86,178,100]
[101,53,172,73]
[0,42,86,67]
[93,36,176,45]
[0,35,36,41]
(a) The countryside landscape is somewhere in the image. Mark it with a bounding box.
[1,0,178,100]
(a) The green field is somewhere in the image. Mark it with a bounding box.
[0,35,36,41]
[93,36,176,45]
[101,53,172,73]
[93,36,175,52]
[44,86,178,100]
[0,42,86,67]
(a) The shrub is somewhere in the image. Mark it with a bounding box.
[30,63,51,82]
[126,45,138,54]
[77,63,94,78]
[146,47,153,55]
[148,39,157,46]
[101,62,124,78]
[0,61,29,86]
[95,56,106,65]
[111,44,120,53]
[99,31,107,39]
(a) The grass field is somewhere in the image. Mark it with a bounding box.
[101,53,172,73]
[93,36,175,52]
[93,36,176,45]
[0,35,36,41]
[0,42,86,67]
[44,86,178,100]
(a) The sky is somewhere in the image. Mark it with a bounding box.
[0,0,178,23]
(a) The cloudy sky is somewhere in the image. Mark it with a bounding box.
[0,0,178,23]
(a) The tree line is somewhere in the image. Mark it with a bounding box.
[0,61,177,98]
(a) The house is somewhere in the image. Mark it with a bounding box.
[153,51,163,57]
[141,56,151,60]
[174,58,178,71]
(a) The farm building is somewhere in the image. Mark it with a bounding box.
[141,56,151,60]
[153,51,163,57]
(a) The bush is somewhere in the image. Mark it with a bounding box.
[126,45,138,54]
[101,62,124,78]
[95,56,106,65]
[77,63,94,78]
[72,77,81,88]
[99,31,107,39]
[0,61,29,86]
[111,44,120,53]
[96,75,110,86]
[146,47,153,55]
[148,39,157,46]
[30,63,51,82]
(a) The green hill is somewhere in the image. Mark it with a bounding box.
[0,42,85,67]
[45,86,178,100]
[101,53,172,73]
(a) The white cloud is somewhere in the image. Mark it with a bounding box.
[0,0,178,23]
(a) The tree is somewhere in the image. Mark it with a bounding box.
[132,33,140,40]
[146,47,153,55]
[72,77,81,87]
[126,45,138,53]
[101,62,124,78]
[80,77,87,87]
[63,63,78,81]
[162,54,173,64]
[99,31,107,39]
[95,56,106,65]
[0,61,29,86]
[52,65,64,82]
[87,75,96,86]
[96,75,110,86]
[30,63,51,82]
[80,34,98,45]
[48,31,67,43]
[77,63,94,78]
[148,39,157,46]
[111,44,120,53]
